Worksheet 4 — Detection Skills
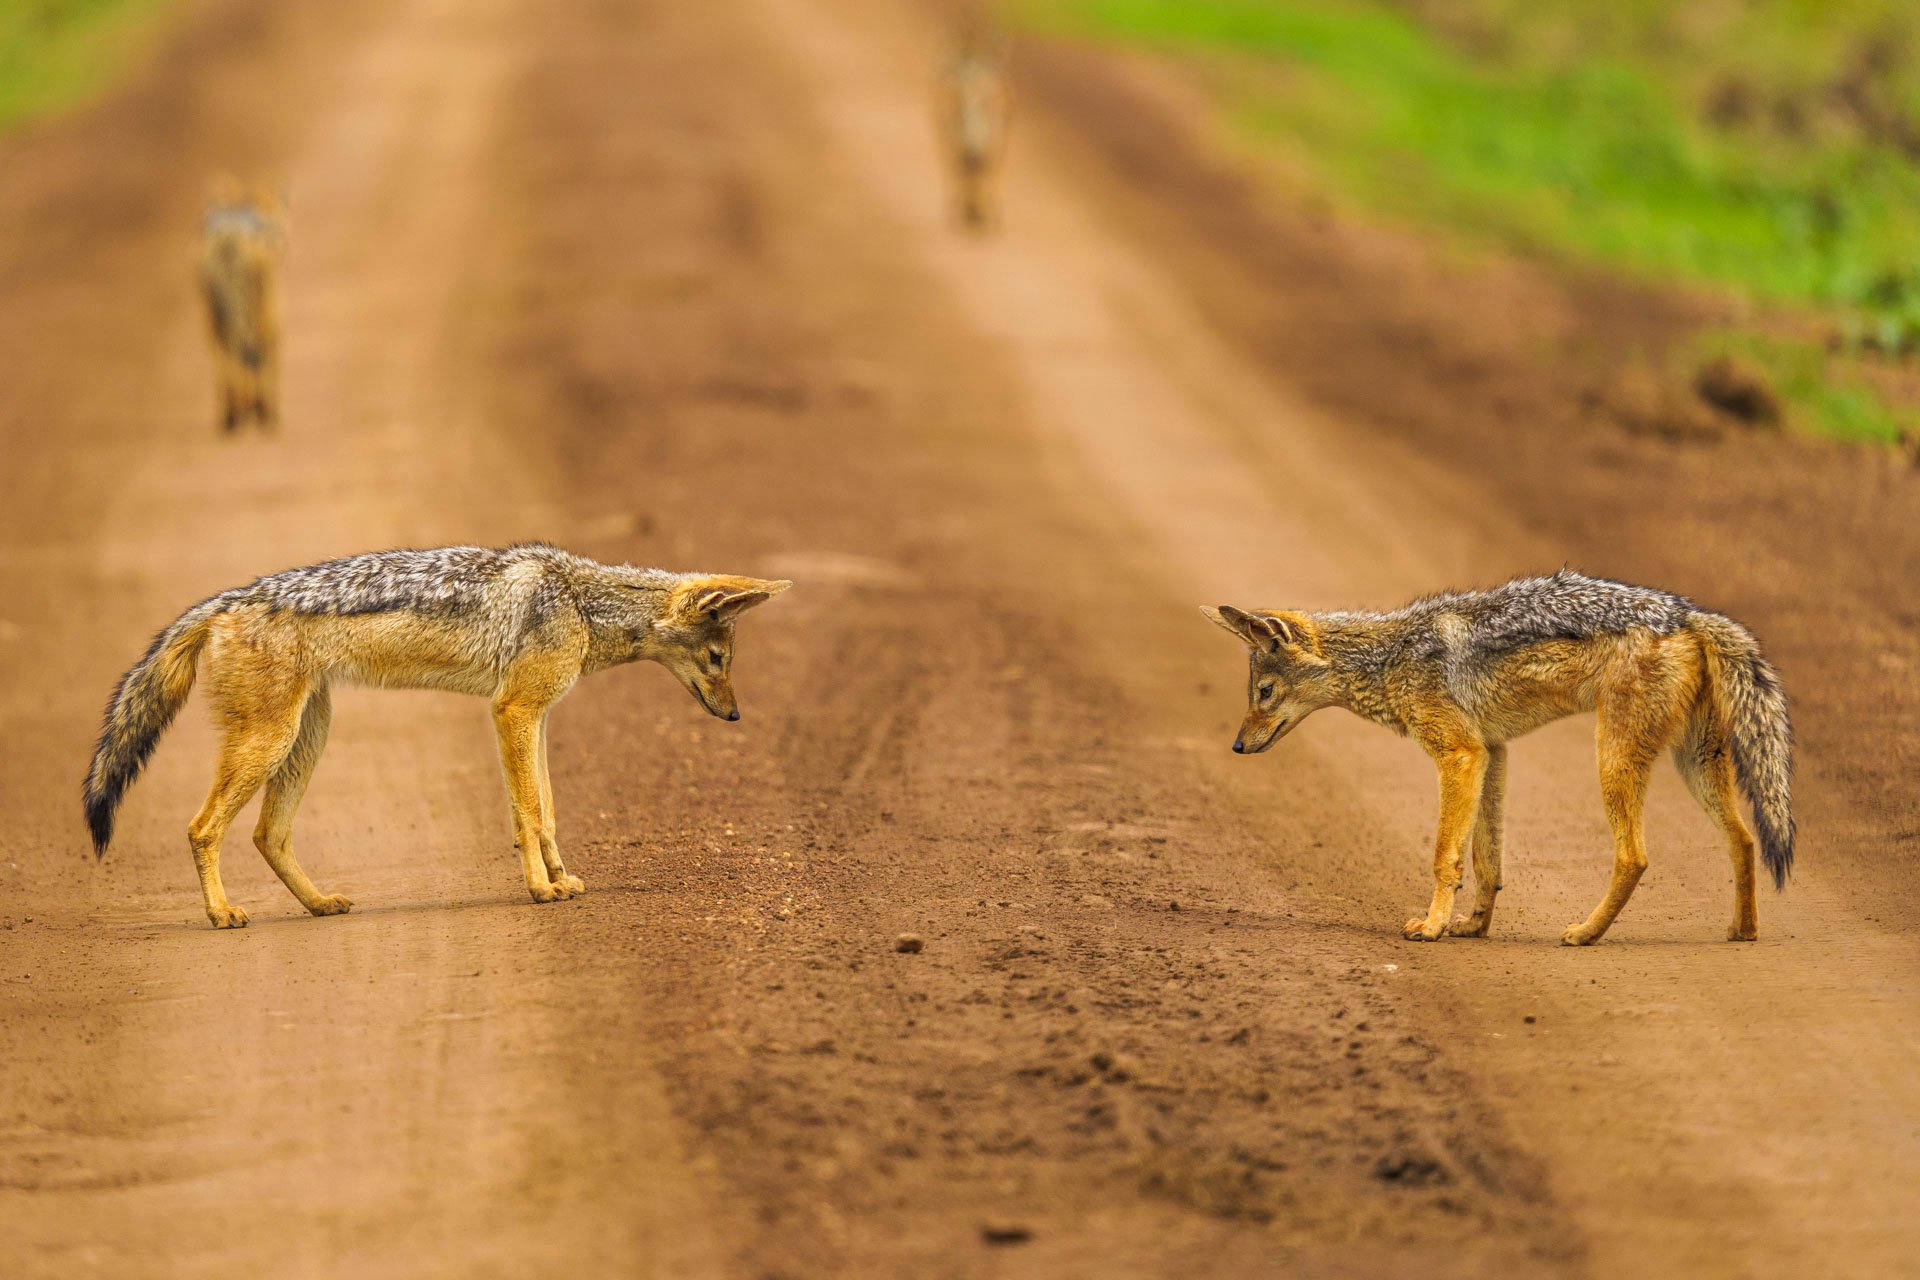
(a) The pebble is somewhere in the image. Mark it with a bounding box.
[894,933,924,954]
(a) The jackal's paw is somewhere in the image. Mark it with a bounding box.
[1449,912,1491,938]
[1726,923,1758,942]
[308,894,353,917]
[552,873,585,896]
[1560,921,1603,946]
[1402,916,1449,942]
[207,904,249,929]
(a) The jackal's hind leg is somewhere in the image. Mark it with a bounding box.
[189,681,311,928]
[535,716,583,896]
[1453,744,1508,937]
[1674,723,1759,941]
[1564,708,1660,946]
[1406,743,1487,941]
[252,687,350,917]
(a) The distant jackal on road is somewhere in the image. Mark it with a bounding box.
[939,43,1010,230]
[1203,570,1794,945]
[199,179,285,432]
[84,545,792,927]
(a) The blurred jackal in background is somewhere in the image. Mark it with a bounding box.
[199,178,284,432]
[939,37,1010,230]
[84,544,792,927]
[1204,569,1795,946]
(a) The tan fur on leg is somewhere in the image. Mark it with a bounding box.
[1674,708,1760,941]
[1452,743,1507,937]
[189,638,311,927]
[535,714,583,896]
[494,702,565,902]
[252,686,350,916]
[1407,730,1487,941]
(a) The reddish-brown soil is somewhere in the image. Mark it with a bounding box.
[1,0,1915,1276]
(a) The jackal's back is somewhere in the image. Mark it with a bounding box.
[231,545,552,619]
[1400,569,1695,653]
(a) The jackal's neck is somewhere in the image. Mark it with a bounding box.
[581,616,651,672]
[1311,613,1405,732]
[570,560,679,673]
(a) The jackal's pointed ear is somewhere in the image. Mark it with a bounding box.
[1202,604,1290,651]
[674,576,794,622]
[1201,605,1319,656]
[1201,605,1245,642]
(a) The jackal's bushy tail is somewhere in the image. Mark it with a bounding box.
[1692,611,1795,888]
[84,600,220,855]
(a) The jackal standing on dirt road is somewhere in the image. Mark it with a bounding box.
[939,40,1010,230]
[1203,570,1794,945]
[199,179,284,432]
[84,545,792,927]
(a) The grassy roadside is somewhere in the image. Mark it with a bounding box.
[1006,0,1920,442]
[0,0,182,134]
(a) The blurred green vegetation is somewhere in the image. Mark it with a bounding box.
[1009,0,1920,438]
[1696,329,1905,442]
[0,0,177,132]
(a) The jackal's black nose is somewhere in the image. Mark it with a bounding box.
[1232,738,1246,754]
[727,709,741,722]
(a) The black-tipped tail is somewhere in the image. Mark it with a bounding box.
[86,784,116,858]
[83,603,217,856]
[1693,612,1795,889]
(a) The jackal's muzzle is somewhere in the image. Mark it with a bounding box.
[1232,713,1292,755]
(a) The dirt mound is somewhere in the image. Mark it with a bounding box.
[1694,354,1782,426]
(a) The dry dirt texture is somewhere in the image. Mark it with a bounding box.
[1,0,1915,1276]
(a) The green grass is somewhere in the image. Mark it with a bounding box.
[0,0,180,133]
[1007,0,1920,436]
[1695,330,1906,443]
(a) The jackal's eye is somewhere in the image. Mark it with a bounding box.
[708,649,725,669]
[1258,682,1275,702]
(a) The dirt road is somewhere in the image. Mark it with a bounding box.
[1,0,1914,1275]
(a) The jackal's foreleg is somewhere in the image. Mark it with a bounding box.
[493,700,577,903]
[252,686,351,917]
[956,157,995,230]
[1452,743,1507,937]
[534,715,583,896]
[215,348,245,433]
[1406,743,1487,941]
[254,343,280,430]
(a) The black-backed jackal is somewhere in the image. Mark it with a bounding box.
[199,179,285,432]
[84,545,792,927]
[939,41,1010,230]
[1203,570,1795,945]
